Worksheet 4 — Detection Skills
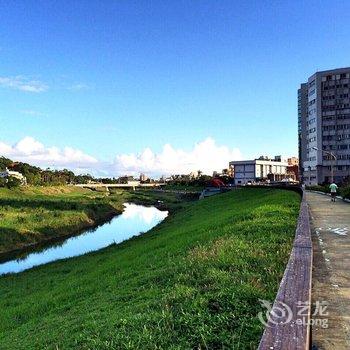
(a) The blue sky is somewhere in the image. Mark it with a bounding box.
[1,1,350,175]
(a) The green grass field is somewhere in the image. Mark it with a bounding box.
[162,183,205,192]
[0,186,128,255]
[0,188,300,349]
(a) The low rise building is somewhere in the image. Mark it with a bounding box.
[0,167,27,185]
[140,173,149,182]
[286,157,299,181]
[288,157,299,166]
[229,156,289,185]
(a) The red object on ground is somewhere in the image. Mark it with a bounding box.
[210,178,225,188]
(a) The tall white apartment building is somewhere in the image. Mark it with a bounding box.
[299,67,350,184]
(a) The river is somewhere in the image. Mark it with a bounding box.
[0,203,168,275]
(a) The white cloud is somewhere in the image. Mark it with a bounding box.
[14,137,44,155]
[67,83,90,91]
[112,137,242,176]
[0,137,242,177]
[0,75,94,93]
[0,76,48,93]
[20,110,45,117]
[0,137,98,170]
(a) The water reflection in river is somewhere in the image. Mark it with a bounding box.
[0,203,168,275]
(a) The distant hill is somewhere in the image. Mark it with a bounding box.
[0,156,94,185]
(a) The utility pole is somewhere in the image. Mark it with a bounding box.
[312,147,337,183]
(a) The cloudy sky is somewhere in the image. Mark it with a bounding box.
[1,1,350,176]
[0,136,241,177]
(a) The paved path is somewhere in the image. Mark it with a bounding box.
[306,191,350,349]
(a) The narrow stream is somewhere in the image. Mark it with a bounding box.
[0,203,168,275]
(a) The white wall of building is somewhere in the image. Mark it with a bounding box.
[230,159,288,185]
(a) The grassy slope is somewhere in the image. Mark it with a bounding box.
[162,184,205,192]
[0,188,300,349]
[0,186,127,254]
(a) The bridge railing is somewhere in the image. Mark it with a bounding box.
[258,191,312,350]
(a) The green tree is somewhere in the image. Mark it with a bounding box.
[0,157,12,171]
[6,177,21,188]
[0,177,6,187]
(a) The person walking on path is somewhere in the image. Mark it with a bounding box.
[329,182,338,202]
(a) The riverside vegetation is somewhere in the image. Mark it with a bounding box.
[0,186,185,256]
[0,188,300,349]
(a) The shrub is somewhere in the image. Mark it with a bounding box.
[0,177,6,187]
[340,185,350,200]
[306,185,329,193]
[6,177,22,188]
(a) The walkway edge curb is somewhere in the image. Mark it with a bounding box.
[259,191,312,350]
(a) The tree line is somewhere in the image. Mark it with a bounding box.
[0,156,95,186]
